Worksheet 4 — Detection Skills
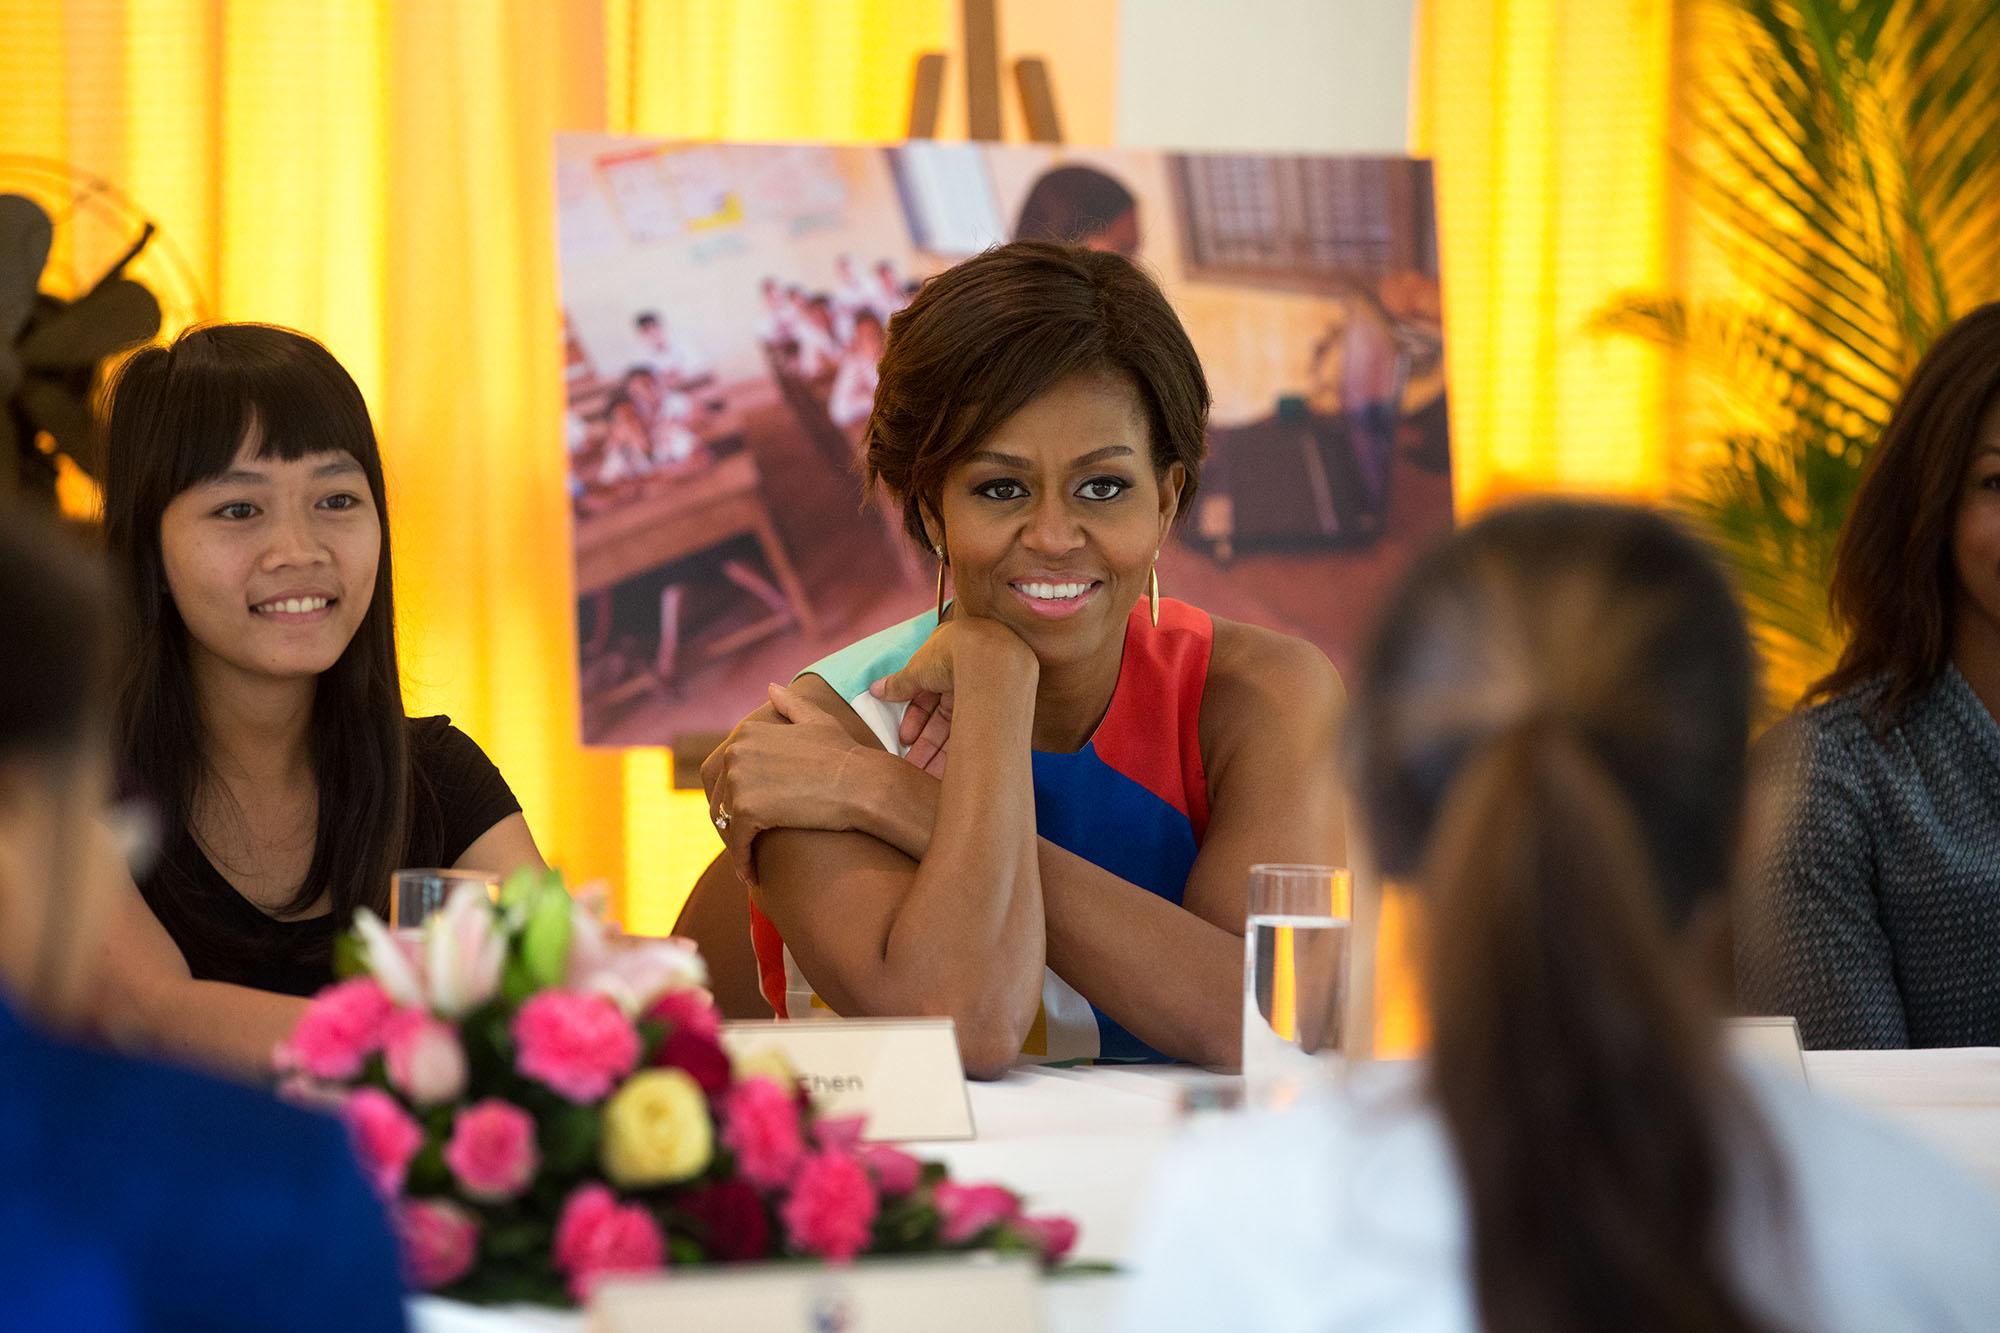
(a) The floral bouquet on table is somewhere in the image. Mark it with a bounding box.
[274,868,1077,1307]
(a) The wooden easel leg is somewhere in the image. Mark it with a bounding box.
[1014,57,1062,143]
[962,0,1003,140]
[909,51,947,138]
[906,2,1066,147]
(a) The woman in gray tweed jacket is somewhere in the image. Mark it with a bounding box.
[1739,303,2000,1049]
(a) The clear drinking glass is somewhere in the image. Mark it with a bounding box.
[391,867,501,932]
[1242,863,1351,1110]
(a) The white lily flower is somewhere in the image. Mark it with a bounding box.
[424,880,507,1018]
[353,908,426,1008]
[563,884,615,990]
[579,936,710,1018]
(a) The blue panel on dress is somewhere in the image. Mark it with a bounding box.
[1032,745,1201,1063]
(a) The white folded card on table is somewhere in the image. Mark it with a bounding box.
[591,1254,1041,1333]
[1726,1015,1809,1085]
[719,1017,976,1141]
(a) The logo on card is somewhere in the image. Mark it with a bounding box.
[808,1281,854,1333]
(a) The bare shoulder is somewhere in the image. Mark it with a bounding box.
[790,671,888,751]
[1202,617,1346,727]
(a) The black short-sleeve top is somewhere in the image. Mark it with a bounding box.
[137,716,522,998]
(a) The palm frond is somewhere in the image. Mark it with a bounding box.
[1599,0,2000,714]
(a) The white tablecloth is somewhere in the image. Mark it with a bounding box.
[413,1051,2000,1333]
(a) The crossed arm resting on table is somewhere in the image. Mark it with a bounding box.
[701,616,1345,1079]
[89,813,543,1083]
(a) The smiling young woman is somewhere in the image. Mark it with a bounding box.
[700,243,1345,1077]
[92,323,545,1080]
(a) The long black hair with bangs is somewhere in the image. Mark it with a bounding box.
[103,322,410,979]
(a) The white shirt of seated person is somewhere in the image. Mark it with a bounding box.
[596,437,652,486]
[827,354,879,429]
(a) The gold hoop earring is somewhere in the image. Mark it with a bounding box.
[934,544,949,621]
[1148,561,1160,627]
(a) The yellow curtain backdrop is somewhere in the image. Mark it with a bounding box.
[3,1,1682,963]
[1,0,636,907]
[1414,0,1680,507]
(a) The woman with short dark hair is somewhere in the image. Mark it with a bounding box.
[1739,302,2000,1048]
[93,322,543,1079]
[701,241,1344,1077]
[0,508,406,1332]
[1123,501,2000,1333]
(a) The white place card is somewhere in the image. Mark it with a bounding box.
[1727,1015,1810,1085]
[719,1018,976,1141]
[591,1254,1042,1333]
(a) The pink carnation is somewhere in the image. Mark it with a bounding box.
[343,1086,425,1199]
[383,1009,467,1107]
[275,976,394,1080]
[1016,1213,1079,1263]
[443,1099,540,1202]
[647,986,720,1042]
[814,1115,867,1152]
[858,1143,923,1197]
[722,1076,806,1190]
[512,990,641,1102]
[398,1197,480,1290]
[553,1183,666,1301]
[934,1181,1020,1244]
[780,1151,879,1262]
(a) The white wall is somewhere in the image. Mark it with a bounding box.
[1114,0,1414,153]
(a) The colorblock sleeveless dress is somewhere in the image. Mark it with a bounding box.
[748,597,1213,1064]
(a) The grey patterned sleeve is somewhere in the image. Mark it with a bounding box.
[1736,720,1908,1049]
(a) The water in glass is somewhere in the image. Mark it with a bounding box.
[1242,864,1350,1109]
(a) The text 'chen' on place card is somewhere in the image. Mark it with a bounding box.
[591,1254,1041,1333]
[719,1017,976,1141]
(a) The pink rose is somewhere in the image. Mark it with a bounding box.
[646,986,721,1043]
[275,976,394,1080]
[397,1197,480,1290]
[553,1183,666,1301]
[657,1025,731,1097]
[512,990,641,1102]
[722,1076,805,1191]
[443,1099,540,1202]
[934,1181,1020,1244]
[1016,1213,1079,1264]
[343,1086,425,1199]
[780,1151,878,1262]
[383,1009,467,1107]
[858,1143,923,1197]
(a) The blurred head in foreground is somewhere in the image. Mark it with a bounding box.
[1344,499,1772,1333]
[0,510,126,1030]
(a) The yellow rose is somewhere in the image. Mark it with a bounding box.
[730,1043,799,1089]
[600,1068,713,1187]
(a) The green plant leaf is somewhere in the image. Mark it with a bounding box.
[1598,0,2000,715]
